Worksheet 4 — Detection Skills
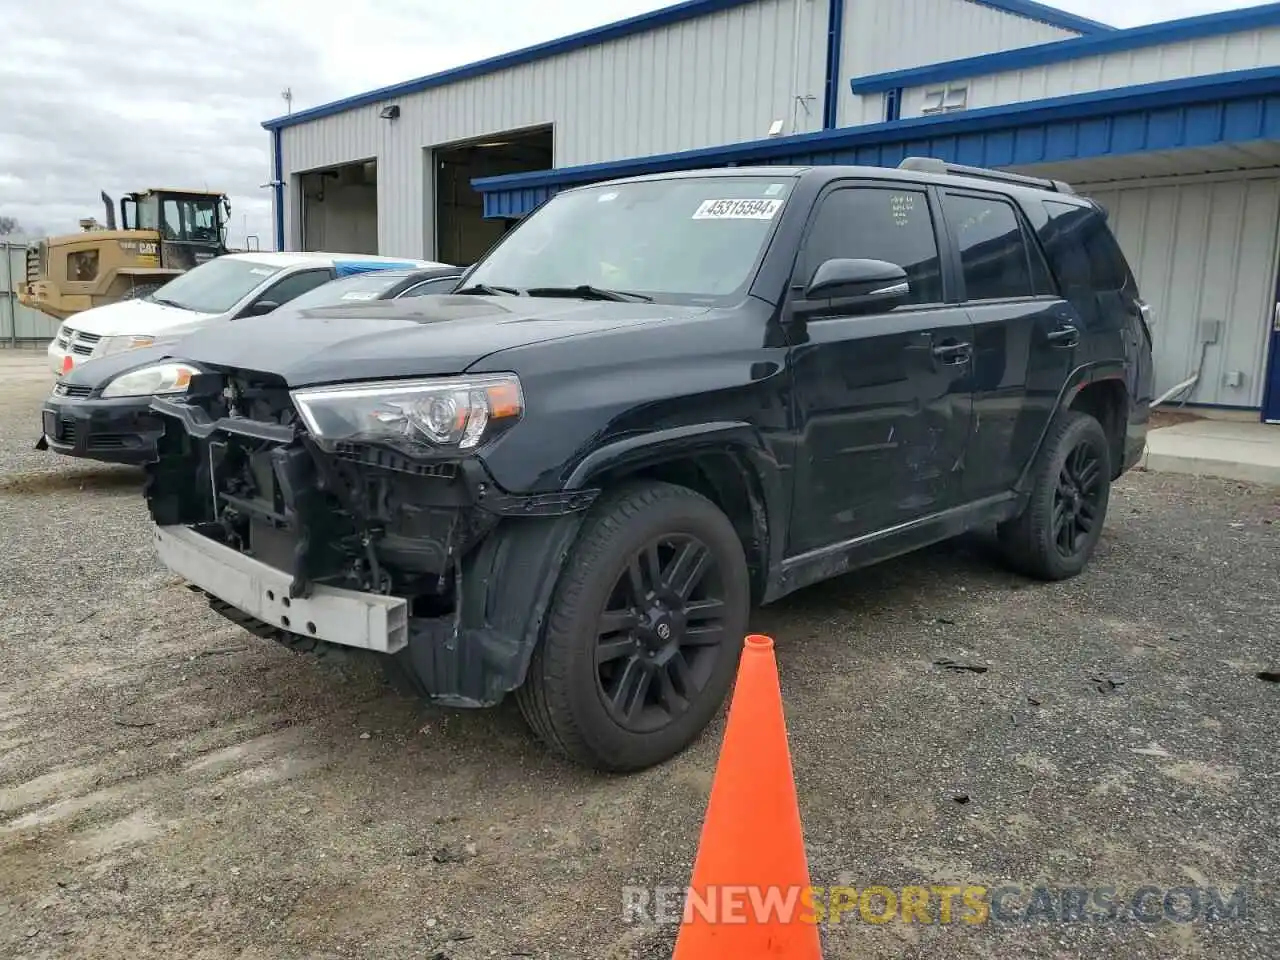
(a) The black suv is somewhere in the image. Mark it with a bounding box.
[142,159,1154,772]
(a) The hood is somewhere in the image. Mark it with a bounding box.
[168,295,705,386]
[67,298,218,337]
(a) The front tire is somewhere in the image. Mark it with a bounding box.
[516,481,751,772]
[998,410,1112,581]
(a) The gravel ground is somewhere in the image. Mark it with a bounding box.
[1,351,1277,959]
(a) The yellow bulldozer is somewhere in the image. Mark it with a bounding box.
[17,188,238,321]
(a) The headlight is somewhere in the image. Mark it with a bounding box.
[98,335,157,356]
[101,362,199,399]
[291,374,524,456]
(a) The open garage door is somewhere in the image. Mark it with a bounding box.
[434,127,552,267]
[300,159,378,254]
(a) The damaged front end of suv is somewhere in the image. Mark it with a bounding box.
[143,365,596,707]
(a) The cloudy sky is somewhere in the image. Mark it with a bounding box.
[0,0,1267,246]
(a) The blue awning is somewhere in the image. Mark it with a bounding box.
[472,66,1280,219]
[334,260,419,278]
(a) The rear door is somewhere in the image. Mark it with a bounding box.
[939,189,1076,501]
[1040,199,1154,407]
[785,181,974,557]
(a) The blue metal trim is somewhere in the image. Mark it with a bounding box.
[850,3,1280,95]
[261,0,759,131]
[272,127,284,251]
[472,66,1280,213]
[822,0,846,129]
[964,0,1112,34]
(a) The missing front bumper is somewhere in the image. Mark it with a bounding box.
[155,524,409,654]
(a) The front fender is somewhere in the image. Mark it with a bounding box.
[387,511,588,707]
[562,421,790,603]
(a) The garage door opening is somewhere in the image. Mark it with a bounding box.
[300,159,378,254]
[434,127,552,267]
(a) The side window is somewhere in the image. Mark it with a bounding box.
[398,277,461,297]
[162,199,183,240]
[941,193,1037,301]
[259,270,333,307]
[802,187,943,305]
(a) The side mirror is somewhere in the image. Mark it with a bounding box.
[796,259,910,317]
[245,300,279,317]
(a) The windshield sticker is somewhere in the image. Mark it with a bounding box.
[340,291,380,300]
[890,194,916,227]
[248,267,275,276]
[692,198,782,220]
[765,184,784,196]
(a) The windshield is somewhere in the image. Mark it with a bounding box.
[148,257,282,314]
[285,271,409,310]
[465,176,795,303]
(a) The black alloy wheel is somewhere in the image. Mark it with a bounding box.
[1052,439,1105,559]
[594,534,728,734]
[515,481,751,772]
[997,409,1112,582]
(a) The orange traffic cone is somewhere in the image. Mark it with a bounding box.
[671,634,822,959]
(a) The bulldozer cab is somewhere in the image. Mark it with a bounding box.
[120,189,230,270]
[17,188,235,322]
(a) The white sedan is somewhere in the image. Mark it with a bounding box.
[47,251,442,375]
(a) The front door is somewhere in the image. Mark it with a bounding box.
[785,182,974,558]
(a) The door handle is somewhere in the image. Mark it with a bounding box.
[1047,324,1079,348]
[931,341,971,365]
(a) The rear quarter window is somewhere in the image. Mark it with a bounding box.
[1038,200,1136,328]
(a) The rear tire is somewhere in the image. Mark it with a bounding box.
[998,410,1112,582]
[516,481,751,772]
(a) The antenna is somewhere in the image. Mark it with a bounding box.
[281,87,294,115]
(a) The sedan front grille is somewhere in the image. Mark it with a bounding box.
[53,382,93,398]
[59,327,102,358]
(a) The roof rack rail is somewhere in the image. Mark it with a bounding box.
[898,157,1076,195]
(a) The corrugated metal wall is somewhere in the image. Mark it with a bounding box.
[839,0,1077,125]
[0,242,58,346]
[894,26,1280,118]
[280,0,830,257]
[1085,174,1280,408]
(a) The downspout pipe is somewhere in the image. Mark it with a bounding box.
[822,0,846,130]
[272,127,285,252]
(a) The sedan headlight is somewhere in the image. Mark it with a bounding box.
[291,374,524,456]
[98,335,157,357]
[101,362,199,399]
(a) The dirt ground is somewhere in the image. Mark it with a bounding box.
[1,351,1277,959]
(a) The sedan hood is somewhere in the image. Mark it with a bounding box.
[168,295,702,386]
[66,297,218,337]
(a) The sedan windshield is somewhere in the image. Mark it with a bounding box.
[285,271,409,310]
[148,257,284,314]
[464,176,796,304]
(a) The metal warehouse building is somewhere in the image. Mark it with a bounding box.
[263,0,1280,422]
